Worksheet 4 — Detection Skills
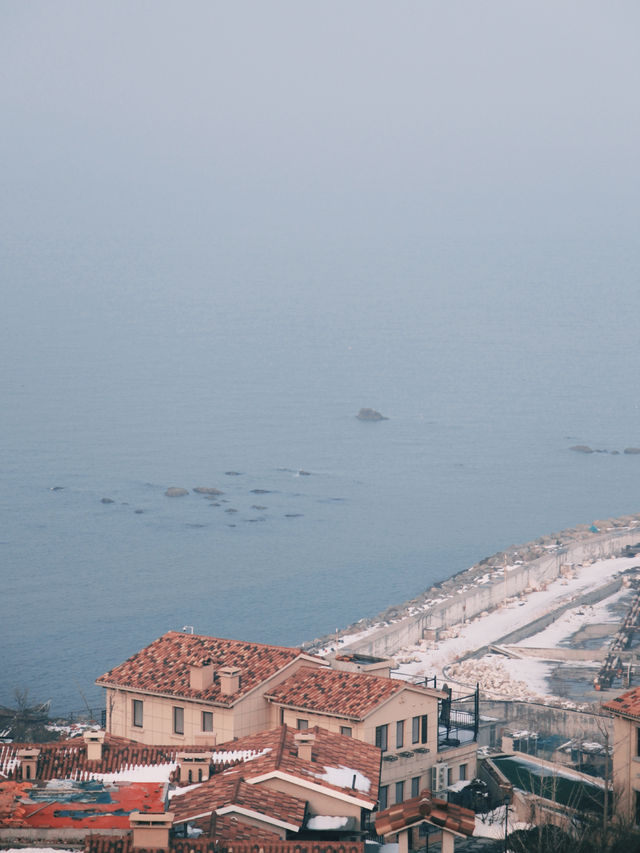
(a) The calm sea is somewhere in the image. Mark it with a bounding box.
[3,226,640,714]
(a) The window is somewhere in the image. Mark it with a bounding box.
[297,718,309,730]
[636,727,640,757]
[447,767,453,786]
[396,720,404,749]
[375,724,388,752]
[395,781,404,803]
[411,776,421,798]
[132,699,143,728]
[459,763,467,781]
[379,785,388,810]
[202,711,213,732]
[636,790,640,826]
[341,726,352,737]
[173,706,184,735]
[412,714,428,744]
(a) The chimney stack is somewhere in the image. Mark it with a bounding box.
[83,729,106,762]
[17,748,40,780]
[178,752,211,783]
[219,666,241,695]
[189,659,215,691]
[130,812,174,849]
[294,731,316,762]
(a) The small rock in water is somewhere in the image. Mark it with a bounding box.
[49,485,64,491]
[624,447,640,454]
[165,487,189,497]
[134,509,144,514]
[298,470,311,476]
[356,407,388,421]
[193,486,224,495]
[101,497,115,504]
[284,512,303,518]
[251,488,271,494]
[569,445,593,454]
[225,471,242,476]
[225,508,238,513]
[251,504,267,510]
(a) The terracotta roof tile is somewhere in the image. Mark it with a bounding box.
[375,790,475,838]
[96,631,313,705]
[86,836,366,853]
[265,666,436,720]
[602,687,640,720]
[0,734,209,782]
[210,725,380,806]
[0,779,164,829]
[171,774,306,828]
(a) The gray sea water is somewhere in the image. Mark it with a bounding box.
[2,224,640,715]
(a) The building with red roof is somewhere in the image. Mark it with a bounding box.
[96,630,326,746]
[603,686,640,821]
[265,665,478,811]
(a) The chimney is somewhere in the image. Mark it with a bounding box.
[294,731,316,762]
[190,658,215,691]
[83,729,106,762]
[130,811,174,849]
[178,752,211,783]
[219,666,241,695]
[17,748,40,780]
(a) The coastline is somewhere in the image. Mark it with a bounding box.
[306,512,640,658]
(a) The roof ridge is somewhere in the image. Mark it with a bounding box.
[274,724,288,769]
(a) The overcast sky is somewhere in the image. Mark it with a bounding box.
[2,1,639,246]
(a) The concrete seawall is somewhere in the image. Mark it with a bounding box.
[331,517,640,659]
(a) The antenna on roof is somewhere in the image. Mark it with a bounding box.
[182,625,194,634]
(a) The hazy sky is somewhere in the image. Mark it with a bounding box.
[2,1,638,247]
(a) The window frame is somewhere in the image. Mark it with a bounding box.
[173,705,185,735]
[412,714,428,744]
[395,780,404,804]
[379,785,388,811]
[340,725,353,737]
[396,719,404,749]
[297,718,309,730]
[202,711,213,732]
[411,776,421,798]
[132,699,143,728]
[375,723,388,752]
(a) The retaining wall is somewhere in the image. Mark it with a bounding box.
[347,526,640,659]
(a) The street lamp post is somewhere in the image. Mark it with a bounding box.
[503,793,511,853]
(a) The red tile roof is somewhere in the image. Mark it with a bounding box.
[208,725,380,807]
[602,687,640,720]
[171,774,306,829]
[375,790,475,838]
[0,734,209,782]
[85,836,365,853]
[96,631,318,705]
[0,779,164,829]
[265,666,439,720]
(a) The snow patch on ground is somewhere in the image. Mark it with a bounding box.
[392,555,639,703]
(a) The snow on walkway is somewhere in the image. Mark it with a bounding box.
[393,554,639,702]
